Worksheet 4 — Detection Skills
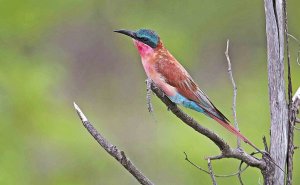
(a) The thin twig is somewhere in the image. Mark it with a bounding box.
[287,33,300,65]
[225,39,241,148]
[263,136,269,153]
[237,151,264,185]
[183,152,249,178]
[294,126,300,130]
[207,158,217,185]
[73,102,154,185]
[184,152,211,175]
[237,160,245,185]
[293,87,300,111]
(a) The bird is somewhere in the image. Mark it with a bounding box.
[114,28,259,151]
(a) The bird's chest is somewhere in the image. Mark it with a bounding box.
[141,58,157,79]
[141,58,164,85]
[141,57,177,96]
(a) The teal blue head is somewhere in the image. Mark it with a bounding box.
[114,28,160,48]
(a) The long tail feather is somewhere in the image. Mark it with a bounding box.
[207,112,261,152]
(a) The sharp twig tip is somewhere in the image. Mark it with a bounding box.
[73,102,78,108]
[73,102,88,122]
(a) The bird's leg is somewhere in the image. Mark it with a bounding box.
[146,78,175,111]
[146,78,154,113]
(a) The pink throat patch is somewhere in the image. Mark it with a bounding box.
[133,40,154,58]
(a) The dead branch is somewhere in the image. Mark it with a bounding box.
[225,39,241,148]
[150,82,266,169]
[73,103,154,185]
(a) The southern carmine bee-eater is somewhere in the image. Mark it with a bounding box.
[114,28,259,151]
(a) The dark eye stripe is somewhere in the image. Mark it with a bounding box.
[140,37,149,41]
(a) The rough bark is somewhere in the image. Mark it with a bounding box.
[263,0,288,184]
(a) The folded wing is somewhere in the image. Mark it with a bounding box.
[155,57,230,123]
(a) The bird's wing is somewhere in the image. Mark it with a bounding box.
[155,57,229,122]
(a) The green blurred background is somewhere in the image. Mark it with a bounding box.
[1,0,300,184]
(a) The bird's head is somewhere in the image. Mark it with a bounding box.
[114,28,160,57]
[114,29,160,48]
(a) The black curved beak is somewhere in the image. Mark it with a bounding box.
[114,29,137,39]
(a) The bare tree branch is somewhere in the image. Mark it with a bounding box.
[207,158,217,185]
[73,102,155,185]
[150,83,266,169]
[225,39,241,148]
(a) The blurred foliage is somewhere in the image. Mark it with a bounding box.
[0,0,299,184]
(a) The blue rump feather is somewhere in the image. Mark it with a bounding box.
[168,93,204,113]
